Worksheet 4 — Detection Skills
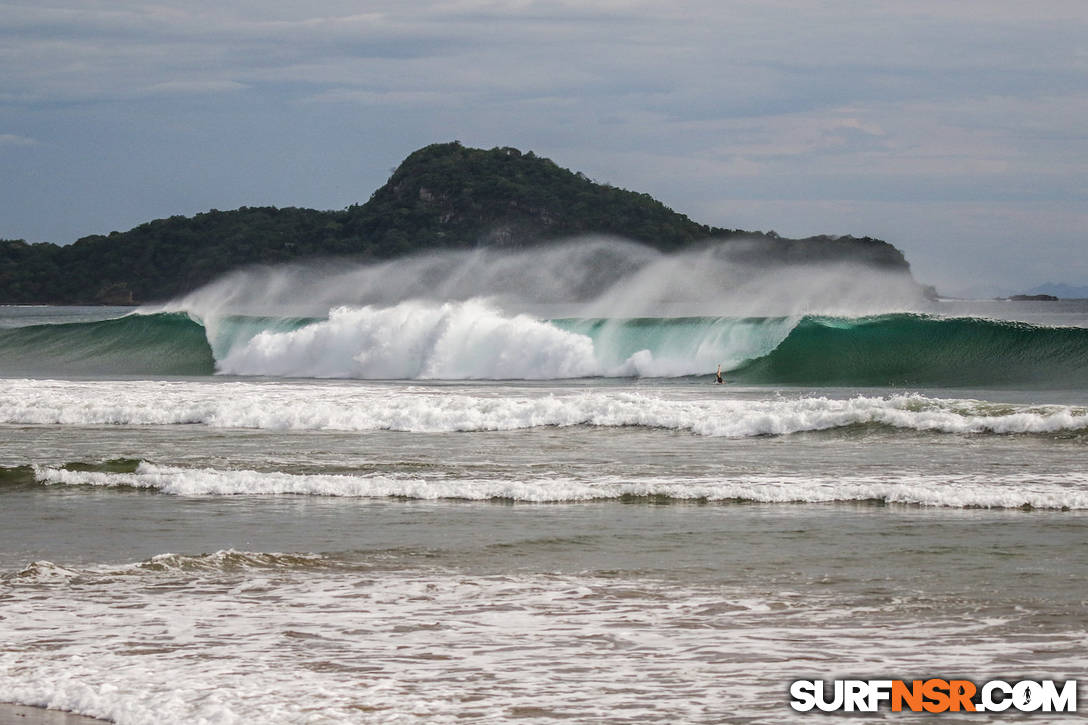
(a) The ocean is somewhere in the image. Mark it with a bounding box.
[1,247,1086,723]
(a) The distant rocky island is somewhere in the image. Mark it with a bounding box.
[1022,283,1088,300]
[1,142,923,305]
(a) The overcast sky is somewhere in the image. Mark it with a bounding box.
[2,0,1086,296]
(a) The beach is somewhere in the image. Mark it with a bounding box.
[0,703,110,725]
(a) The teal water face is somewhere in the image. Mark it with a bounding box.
[3,302,1088,384]
[0,311,215,376]
[550,315,799,376]
[733,314,1088,386]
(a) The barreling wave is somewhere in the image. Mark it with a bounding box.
[3,304,1088,385]
[0,312,215,376]
[29,461,1088,509]
[731,314,1088,386]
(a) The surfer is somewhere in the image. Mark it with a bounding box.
[715,364,723,384]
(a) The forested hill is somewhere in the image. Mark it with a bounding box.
[1,142,914,304]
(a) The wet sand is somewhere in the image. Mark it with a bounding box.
[0,704,110,725]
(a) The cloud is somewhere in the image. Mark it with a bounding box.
[139,80,247,96]
[304,88,461,107]
[3,1,1083,114]
[0,133,36,147]
[0,0,1085,290]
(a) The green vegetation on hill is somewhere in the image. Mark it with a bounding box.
[1,142,913,304]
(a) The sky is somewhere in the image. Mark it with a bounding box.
[1,0,1086,297]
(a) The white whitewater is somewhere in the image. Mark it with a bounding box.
[1,379,1085,435]
[33,462,1088,509]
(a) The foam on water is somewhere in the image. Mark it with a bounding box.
[30,462,1088,509]
[216,301,601,379]
[2,379,1086,436]
[211,301,803,380]
[1,551,1083,724]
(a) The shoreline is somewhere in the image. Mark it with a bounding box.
[0,704,110,725]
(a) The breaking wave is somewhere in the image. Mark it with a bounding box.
[2,303,1088,385]
[2,381,1086,436]
[29,461,1088,509]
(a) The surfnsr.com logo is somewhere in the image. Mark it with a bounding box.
[789,679,1077,713]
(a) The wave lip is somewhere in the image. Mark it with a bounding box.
[31,462,1088,509]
